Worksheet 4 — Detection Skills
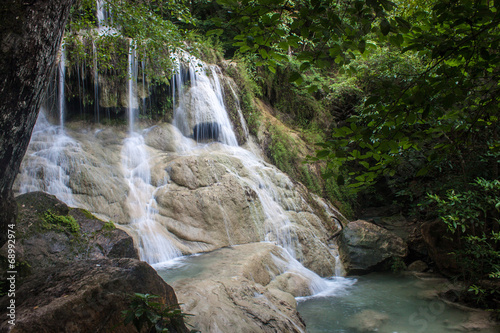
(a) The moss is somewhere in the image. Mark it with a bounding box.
[81,209,97,220]
[102,221,116,231]
[41,210,80,235]
[223,60,261,136]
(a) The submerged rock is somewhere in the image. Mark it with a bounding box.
[346,309,389,332]
[339,220,408,274]
[408,260,429,272]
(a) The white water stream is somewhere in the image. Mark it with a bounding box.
[16,111,78,207]
[58,45,66,128]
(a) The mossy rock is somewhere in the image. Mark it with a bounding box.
[1,192,138,278]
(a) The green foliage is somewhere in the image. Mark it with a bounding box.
[267,124,299,177]
[41,210,80,234]
[223,58,261,135]
[428,178,500,288]
[390,256,407,273]
[122,293,193,333]
[66,0,189,85]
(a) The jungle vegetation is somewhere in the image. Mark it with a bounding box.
[66,0,499,309]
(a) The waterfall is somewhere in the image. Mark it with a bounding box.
[92,40,100,123]
[17,51,345,289]
[58,45,66,128]
[172,52,238,146]
[17,110,78,206]
[96,0,115,35]
[96,0,108,27]
[121,134,182,263]
[127,40,138,133]
[121,41,181,264]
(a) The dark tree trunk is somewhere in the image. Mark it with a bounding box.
[0,0,74,246]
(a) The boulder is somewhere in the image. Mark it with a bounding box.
[143,123,186,152]
[170,243,312,333]
[339,220,408,274]
[0,192,138,273]
[408,260,428,272]
[0,258,189,333]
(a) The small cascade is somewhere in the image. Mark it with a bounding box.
[127,40,138,133]
[121,41,180,264]
[92,40,100,122]
[17,110,79,206]
[227,79,249,139]
[58,44,66,128]
[96,0,115,35]
[172,52,238,146]
[121,135,182,263]
[96,0,108,27]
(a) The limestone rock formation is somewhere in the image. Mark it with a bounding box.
[15,123,343,276]
[168,243,311,333]
[339,220,408,274]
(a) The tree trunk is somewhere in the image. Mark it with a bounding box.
[0,0,74,246]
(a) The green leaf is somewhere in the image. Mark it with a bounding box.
[300,62,311,71]
[380,19,391,36]
[395,17,411,33]
[307,85,319,93]
[289,71,302,83]
[416,167,429,177]
[365,95,379,106]
[358,39,366,54]
[316,149,330,158]
[206,29,224,36]
[278,41,289,50]
[259,48,268,59]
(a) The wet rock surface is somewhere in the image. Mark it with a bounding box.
[0,192,188,333]
[15,123,343,276]
[165,243,310,333]
[0,259,188,333]
[339,219,408,274]
[0,192,138,272]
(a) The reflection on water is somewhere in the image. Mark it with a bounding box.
[297,273,498,333]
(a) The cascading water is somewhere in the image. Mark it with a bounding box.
[16,111,78,207]
[127,40,138,133]
[121,42,182,264]
[169,53,318,261]
[58,45,66,128]
[172,53,238,146]
[92,40,100,123]
[121,134,182,263]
